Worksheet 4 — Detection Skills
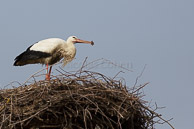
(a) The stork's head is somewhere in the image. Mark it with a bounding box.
[67,36,94,45]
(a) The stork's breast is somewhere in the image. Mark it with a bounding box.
[63,49,76,60]
[62,48,76,66]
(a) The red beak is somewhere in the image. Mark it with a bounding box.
[75,39,94,45]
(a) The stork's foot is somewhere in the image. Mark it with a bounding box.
[45,74,50,81]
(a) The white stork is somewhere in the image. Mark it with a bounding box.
[14,36,94,80]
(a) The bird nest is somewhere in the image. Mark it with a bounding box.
[0,60,174,129]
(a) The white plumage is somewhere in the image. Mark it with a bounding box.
[14,36,94,80]
[30,38,65,53]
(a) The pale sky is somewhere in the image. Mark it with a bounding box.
[0,0,194,128]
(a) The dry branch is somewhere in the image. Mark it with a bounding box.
[0,59,174,129]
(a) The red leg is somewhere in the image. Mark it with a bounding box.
[46,64,49,74]
[46,66,52,80]
[46,64,50,80]
[48,66,52,78]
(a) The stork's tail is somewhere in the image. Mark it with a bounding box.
[14,51,28,66]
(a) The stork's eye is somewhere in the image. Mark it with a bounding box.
[72,36,76,39]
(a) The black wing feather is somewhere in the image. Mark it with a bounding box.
[14,50,51,66]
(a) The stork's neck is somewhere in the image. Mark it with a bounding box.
[66,41,76,51]
[66,41,74,46]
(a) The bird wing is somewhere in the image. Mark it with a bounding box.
[29,38,66,53]
[14,50,51,66]
[14,38,67,66]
